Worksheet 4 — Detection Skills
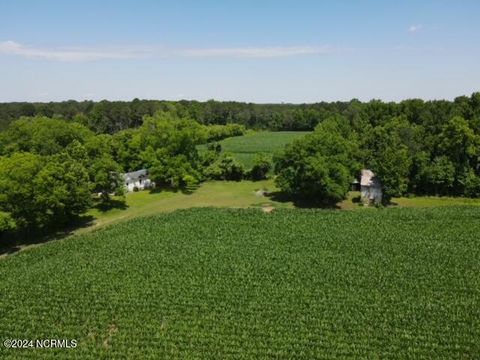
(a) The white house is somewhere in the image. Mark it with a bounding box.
[123,169,154,192]
[360,169,382,205]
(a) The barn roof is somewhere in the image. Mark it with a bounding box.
[124,169,148,182]
[360,169,376,186]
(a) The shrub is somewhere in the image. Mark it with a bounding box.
[463,169,480,197]
[206,124,246,142]
[207,142,222,153]
[205,154,245,181]
[249,153,272,180]
[0,211,16,234]
[149,154,202,189]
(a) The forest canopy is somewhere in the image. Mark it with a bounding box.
[1,93,480,133]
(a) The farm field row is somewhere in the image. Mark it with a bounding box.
[3,180,479,257]
[87,181,480,233]
[1,207,479,358]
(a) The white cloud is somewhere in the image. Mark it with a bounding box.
[408,24,424,33]
[0,40,144,61]
[0,41,334,62]
[177,46,334,58]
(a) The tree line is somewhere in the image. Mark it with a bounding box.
[274,113,480,204]
[1,93,480,133]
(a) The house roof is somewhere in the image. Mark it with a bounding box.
[360,169,375,186]
[124,169,148,182]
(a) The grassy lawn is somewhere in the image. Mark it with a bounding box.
[391,195,480,207]
[86,179,292,231]
[86,182,480,234]
[339,191,480,209]
[199,131,310,168]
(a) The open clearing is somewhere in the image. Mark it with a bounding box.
[198,131,310,167]
[6,180,479,258]
[86,179,291,230]
[86,181,480,231]
[1,207,479,358]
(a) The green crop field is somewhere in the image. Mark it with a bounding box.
[200,131,310,167]
[1,207,479,359]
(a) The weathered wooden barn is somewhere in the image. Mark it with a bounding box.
[360,169,382,205]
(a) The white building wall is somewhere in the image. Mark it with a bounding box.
[126,179,152,192]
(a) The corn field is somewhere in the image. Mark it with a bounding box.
[0,207,479,359]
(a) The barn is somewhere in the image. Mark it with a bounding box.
[360,169,382,205]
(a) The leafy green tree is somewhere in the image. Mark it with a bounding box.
[131,112,209,189]
[364,122,413,201]
[370,144,411,201]
[274,119,357,204]
[412,154,455,195]
[207,142,222,153]
[438,116,479,170]
[410,151,431,194]
[84,134,114,159]
[138,111,206,155]
[72,113,90,127]
[111,129,143,172]
[88,101,134,134]
[425,156,456,195]
[205,154,245,181]
[64,139,89,165]
[275,153,351,204]
[0,152,92,230]
[249,154,272,180]
[20,103,35,117]
[0,117,94,156]
[90,155,124,201]
[0,153,44,229]
[149,153,201,188]
[0,211,16,234]
[34,154,92,225]
[471,92,480,119]
[198,148,220,171]
[205,124,246,141]
[462,169,480,197]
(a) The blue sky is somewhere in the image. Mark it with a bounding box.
[1,0,479,103]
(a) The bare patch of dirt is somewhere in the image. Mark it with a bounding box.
[103,324,118,348]
[255,189,271,197]
[262,206,275,213]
